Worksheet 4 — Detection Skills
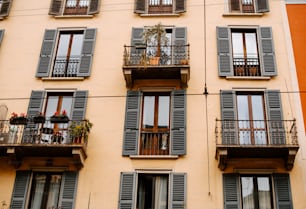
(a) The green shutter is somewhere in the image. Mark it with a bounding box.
[49,0,63,15]
[130,28,145,65]
[274,174,293,209]
[170,173,186,209]
[118,172,136,209]
[71,91,88,121]
[171,90,186,155]
[78,28,96,77]
[88,0,100,14]
[58,172,78,209]
[260,27,277,76]
[173,27,187,64]
[10,171,31,209]
[257,0,269,13]
[134,0,145,14]
[220,90,238,144]
[223,174,240,209]
[0,29,4,45]
[217,27,233,76]
[175,0,186,13]
[36,29,57,77]
[0,0,11,17]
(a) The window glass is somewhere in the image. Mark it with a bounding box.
[232,33,244,59]
[70,34,84,56]
[158,96,170,129]
[245,33,258,59]
[143,96,155,129]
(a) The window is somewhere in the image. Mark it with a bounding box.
[135,0,185,14]
[119,172,186,209]
[223,174,293,209]
[123,90,186,156]
[10,171,78,209]
[0,0,12,18]
[217,27,276,77]
[49,0,100,16]
[36,28,96,78]
[227,0,269,13]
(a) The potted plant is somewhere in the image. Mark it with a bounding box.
[33,112,46,123]
[50,110,69,123]
[9,112,27,125]
[69,119,93,143]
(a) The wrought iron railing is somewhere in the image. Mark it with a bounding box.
[215,119,298,146]
[52,56,80,77]
[233,57,260,76]
[140,132,170,155]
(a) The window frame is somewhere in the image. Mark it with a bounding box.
[49,0,100,16]
[226,0,269,14]
[134,0,186,15]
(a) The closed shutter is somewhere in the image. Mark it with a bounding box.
[78,28,96,77]
[170,173,186,209]
[130,28,145,65]
[118,172,136,209]
[173,27,187,64]
[10,171,31,209]
[217,27,233,76]
[36,29,57,77]
[265,90,285,144]
[0,0,11,17]
[71,91,88,121]
[88,0,100,14]
[260,27,277,76]
[58,172,78,209]
[123,91,140,156]
[134,0,145,14]
[274,174,293,209]
[171,90,186,155]
[257,0,269,13]
[223,174,240,209]
[0,29,4,45]
[49,0,63,15]
[175,0,186,13]
[220,90,238,144]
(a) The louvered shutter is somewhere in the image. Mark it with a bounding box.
[274,174,293,209]
[220,90,238,144]
[88,0,100,14]
[78,28,96,77]
[123,91,140,156]
[36,29,57,77]
[217,27,233,76]
[257,0,269,13]
[170,173,186,209]
[223,174,240,209]
[260,27,277,76]
[130,28,145,65]
[230,0,240,11]
[118,172,136,209]
[58,172,78,209]
[10,171,31,209]
[265,90,285,144]
[71,91,88,121]
[49,0,63,15]
[175,0,186,13]
[134,0,145,14]
[173,27,187,65]
[171,90,186,155]
[0,29,4,45]
[0,0,11,17]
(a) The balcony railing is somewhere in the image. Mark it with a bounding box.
[139,132,169,155]
[52,56,80,77]
[233,57,260,76]
[64,0,89,15]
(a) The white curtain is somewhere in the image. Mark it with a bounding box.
[46,175,62,208]
[30,175,46,209]
[154,176,168,209]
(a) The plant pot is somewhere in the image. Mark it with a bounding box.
[50,116,69,123]
[9,117,27,125]
[235,66,245,76]
[149,57,160,65]
[33,116,46,123]
[180,59,189,65]
[249,67,257,76]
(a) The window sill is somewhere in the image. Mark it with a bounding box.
[41,77,85,81]
[130,155,179,159]
[226,76,271,80]
[223,13,264,17]
[139,13,180,17]
[53,14,94,19]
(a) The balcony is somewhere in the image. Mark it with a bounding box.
[122,44,190,88]
[215,119,299,170]
[0,119,91,169]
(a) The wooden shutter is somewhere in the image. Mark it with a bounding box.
[10,171,31,209]
[217,27,233,76]
[134,0,145,14]
[88,0,100,14]
[170,173,186,209]
[257,0,269,13]
[223,174,240,209]
[58,172,78,209]
[171,90,186,155]
[0,29,4,45]
[36,29,57,77]
[78,28,96,77]
[123,91,140,156]
[175,0,186,13]
[274,174,293,209]
[220,90,238,144]
[265,90,285,144]
[118,172,136,209]
[0,0,11,17]
[173,27,187,64]
[49,0,63,15]
[71,91,88,121]
[260,27,277,76]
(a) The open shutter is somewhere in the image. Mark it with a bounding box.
[10,171,31,209]
[265,90,285,144]
[173,27,187,64]
[49,0,63,15]
[223,174,240,209]
[217,27,233,76]
[0,0,11,17]
[36,29,57,77]
[256,0,269,13]
[220,90,238,144]
[118,172,136,209]
[170,173,186,209]
[260,27,277,76]
[123,91,140,156]
[274,174,293,209]
[134,0,145,14]
[130,28,145,65]
[88,0,100,14]
[171,90,186,155]
[71,91,88,121]
[58,172,78,209]
[78,28,96,77]
[0,29,4,45]
[175,0,186,13]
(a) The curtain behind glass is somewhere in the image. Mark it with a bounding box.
[30,174,46,209]
[154,176,168,209]
[46,175,62,208]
